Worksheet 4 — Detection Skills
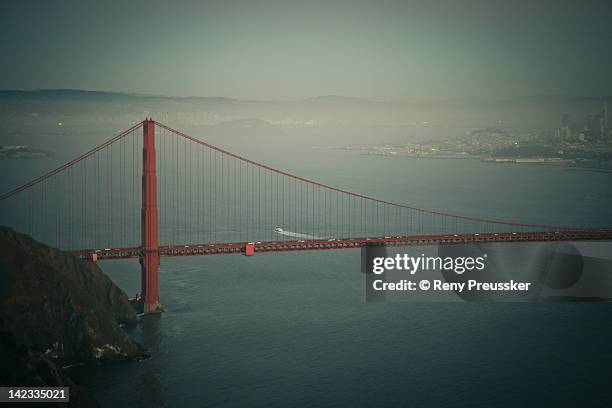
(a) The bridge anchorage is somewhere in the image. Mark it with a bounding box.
[1,119,610,314]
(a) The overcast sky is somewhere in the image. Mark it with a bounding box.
[1,0,611,99]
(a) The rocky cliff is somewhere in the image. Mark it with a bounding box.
[0,226,142,365]
[0,319,99,407]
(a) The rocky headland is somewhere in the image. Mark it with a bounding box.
[0,226,143,405]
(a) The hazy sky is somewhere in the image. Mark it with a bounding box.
[1,0,611,99]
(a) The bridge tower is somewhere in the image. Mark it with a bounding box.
[140,119,162,313]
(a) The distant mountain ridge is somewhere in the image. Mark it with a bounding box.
[1,88,609,130]
[0,89,610,104]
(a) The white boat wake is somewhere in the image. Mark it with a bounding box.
[274,229,322,240]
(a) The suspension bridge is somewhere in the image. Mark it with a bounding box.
[1,119,610,312]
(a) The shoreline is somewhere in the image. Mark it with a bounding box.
[354,151,612,172]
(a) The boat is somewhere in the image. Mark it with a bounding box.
[274,226,284,233]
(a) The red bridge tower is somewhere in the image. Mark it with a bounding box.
[140,119,162,313]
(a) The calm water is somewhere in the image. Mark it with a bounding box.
[75,157,612,407]
[3,124,612,407]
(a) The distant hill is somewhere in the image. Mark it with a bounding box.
[1,89,609,104]
[0,89,609,129]
[207,118,284,138]
[0,89,243,103]
[304,95,379,104]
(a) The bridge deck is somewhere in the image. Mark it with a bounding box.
[70,229,612,261]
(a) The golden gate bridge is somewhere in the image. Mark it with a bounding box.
[1,119,610,312]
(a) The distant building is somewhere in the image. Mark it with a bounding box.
[561,113,571,127]
[558,103,611,141]
[587,113,596,130]
[587,113,603,137]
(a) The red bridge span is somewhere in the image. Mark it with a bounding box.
[1,119,610,312]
